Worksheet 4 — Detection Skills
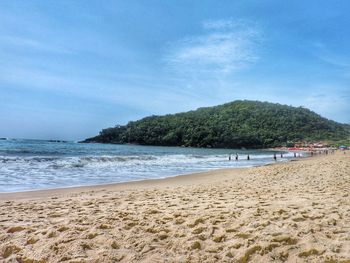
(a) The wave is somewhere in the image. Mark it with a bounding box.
[0,150,299,193]
[0,152,295,164]
[79,155,158,162]
[0,149,75,156]
[0,155,160,164]
[0,156,60,163]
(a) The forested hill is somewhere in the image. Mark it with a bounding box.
[82,100,350,148]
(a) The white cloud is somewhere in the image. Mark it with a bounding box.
[165,19,261,75]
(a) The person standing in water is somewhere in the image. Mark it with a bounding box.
[229,154,231,161]
[235,153,238,161]
[280,153,283,158]
[273,154,277,161]
[247,154,250,160]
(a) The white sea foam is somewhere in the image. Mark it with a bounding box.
[0,139,299,192]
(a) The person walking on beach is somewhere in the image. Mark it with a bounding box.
[273,154,277,161]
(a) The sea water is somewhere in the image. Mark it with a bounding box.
[0,138,295,192]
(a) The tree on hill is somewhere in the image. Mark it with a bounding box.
[82,100,350,148]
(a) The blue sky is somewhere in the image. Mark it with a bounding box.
[1,0,349,140]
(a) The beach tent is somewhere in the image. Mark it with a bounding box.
[339,145,346,150]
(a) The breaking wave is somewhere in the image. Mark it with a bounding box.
[0,139,297,192]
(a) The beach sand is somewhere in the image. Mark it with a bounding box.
[0,152,349,262]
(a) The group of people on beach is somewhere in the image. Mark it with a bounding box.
[309,148,336,156]
[228,148,341,162]
[228,153,274,161]
[228,148,345,161]
[228,151,303,161]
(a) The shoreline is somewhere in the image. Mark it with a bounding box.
[0,140,301,197]
[0,156,297,200]
[1,152,348,262]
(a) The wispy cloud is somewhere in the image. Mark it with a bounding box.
[165,19,261,75]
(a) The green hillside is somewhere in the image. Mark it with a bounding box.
[82,100,350,148]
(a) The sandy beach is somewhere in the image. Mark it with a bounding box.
[0,152,349,262]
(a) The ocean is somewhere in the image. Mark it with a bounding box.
[0,138,296,193]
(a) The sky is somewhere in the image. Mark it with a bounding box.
[0,0,349,140]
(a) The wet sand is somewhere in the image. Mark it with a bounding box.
[0,152,349,262]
